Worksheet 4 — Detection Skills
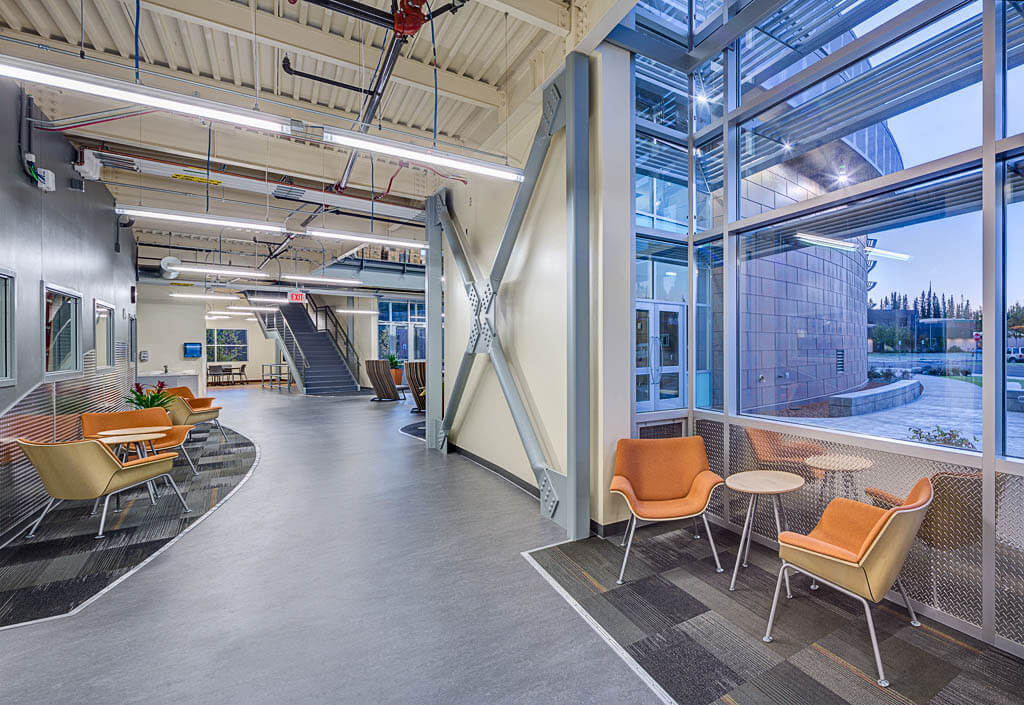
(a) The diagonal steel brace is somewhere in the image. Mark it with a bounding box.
[431,74,567,519]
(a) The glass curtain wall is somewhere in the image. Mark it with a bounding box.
[378,300,426,361]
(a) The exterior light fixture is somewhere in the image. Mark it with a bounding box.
[227,305,279,312]
[865,246,911,261]
[322,129,524,182]
[0,54,290,133]
[169,292,239,300]
[168,264,270,278]
[115,206,286,233]
[306,229,428,249]
[335,309,378,315]
[794,232,857,251]
[695,93,708,104]
[782,141,792,151]
[281,274,363,285]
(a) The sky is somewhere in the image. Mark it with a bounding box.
[830,0,1024,307]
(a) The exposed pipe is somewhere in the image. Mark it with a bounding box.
[282,56,374,96]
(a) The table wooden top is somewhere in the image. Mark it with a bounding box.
[726,470,805,495]
[804,454,874,472]
[98,432,166,445]
[96,426,172,436]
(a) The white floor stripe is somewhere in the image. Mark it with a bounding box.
[0,428,262,633]
[521,548,678,705]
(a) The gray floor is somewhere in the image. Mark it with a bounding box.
[0,389,658,705]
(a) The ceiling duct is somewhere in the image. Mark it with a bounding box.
[79,148,425,224]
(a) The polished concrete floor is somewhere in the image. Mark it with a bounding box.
[0,389,658,705]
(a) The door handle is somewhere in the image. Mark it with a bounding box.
[650,335,660,384]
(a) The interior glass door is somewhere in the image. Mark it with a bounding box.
[655,304,686,410]
[635,304,653,412]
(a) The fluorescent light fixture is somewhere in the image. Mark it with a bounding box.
[206,310,258,316]
[169,292,239,300]
[228,305,279,312]
[335,308,377,315]
[205,315,229,320]
[865,246,911,261]
[0,55,289,133]
[116,206,286,233]
[281,274,362,285]
[794,233,857,251]
[323,129,523,182]
[168,264,270,278]
[246,296,290,303]
[306,229,428,249]
[246,317,258,322]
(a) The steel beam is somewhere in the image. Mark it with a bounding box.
[429,67,582,532]
[565,51,591,540]
[425,195,445,449]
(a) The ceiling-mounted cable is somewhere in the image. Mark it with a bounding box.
[79,0,85,59]
[134,0,141,83]
[504,11,509,165]
[205,124,212,212]
[250,1,261,109]
[423,0,438,147]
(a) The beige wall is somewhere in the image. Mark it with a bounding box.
[137,284,280,391]
[443,46,634,526]
[316,294,379,387]
[444,99,570,489]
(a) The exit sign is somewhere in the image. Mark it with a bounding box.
[289,291,306,303]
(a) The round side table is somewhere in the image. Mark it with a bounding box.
[805,453,873,502]
[726,470,804,594]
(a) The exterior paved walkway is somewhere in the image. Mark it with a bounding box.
[0,389,657,704]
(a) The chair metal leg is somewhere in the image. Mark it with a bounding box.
[95,495,111,539]
[702,513,724,573]
[146,481,157,505]
[692,516,701,539]
[617,514,638,585]
[620,515,634,547]
[859,597,889,687]
[90,497,101,516]
[25,498,56,539]
[763,562,787,643]
[180,444,198,475]
[730,494,756,591]
[743,495,758,568]
[163,474,192,513]
[895,577,921,626]
[213,418,228,442]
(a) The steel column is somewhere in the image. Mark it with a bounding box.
[425,193,445,450]
[565,51,591,540]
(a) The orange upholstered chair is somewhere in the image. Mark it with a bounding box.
[763,477,933,687]
[164,386,215,409]
[609,436,724,584]
[82,407,198,475]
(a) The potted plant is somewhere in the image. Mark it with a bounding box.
[387,354,403,386]
[125,380,173,410]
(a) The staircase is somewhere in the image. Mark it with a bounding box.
[272,303,361,395]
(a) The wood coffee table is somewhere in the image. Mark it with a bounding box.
[726,470,805,595]
[805,453,873,501]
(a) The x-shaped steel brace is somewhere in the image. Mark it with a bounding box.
[430,76,566,519]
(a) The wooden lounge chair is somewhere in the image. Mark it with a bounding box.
[405,361,426,413]
[367,359,401,401]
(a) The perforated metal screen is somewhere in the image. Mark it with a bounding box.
[0,345,132,539]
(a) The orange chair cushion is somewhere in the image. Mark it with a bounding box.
[82,408,172,437]
[612,469,723,519]
[612,436,711,502]
[150,425,194,448]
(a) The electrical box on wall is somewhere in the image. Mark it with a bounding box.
[35,168,55,192]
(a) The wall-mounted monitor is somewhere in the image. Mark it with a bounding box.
[183,342,202,359]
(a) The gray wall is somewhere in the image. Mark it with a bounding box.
[0,78,137,538]
[0,79,136,412]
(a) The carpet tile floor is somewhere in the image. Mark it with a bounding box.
[0,425,256,628]
[528,521,1024,705]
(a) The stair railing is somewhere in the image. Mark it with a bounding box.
[257,309,310,393]
[302,297,362,383]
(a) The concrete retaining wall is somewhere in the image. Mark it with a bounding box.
[828,379,923,417]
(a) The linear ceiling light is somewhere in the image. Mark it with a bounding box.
[794,232,857,251]
[116,206,286,233]
[335,309,378,315]
[281,274,362,285]
[864,246,912,261]
[170,292,240,300]
[205,315,230,320]
[306,229,428,249]
[227,305,279,312]
[323,129,524,182]
[206,310,259,316]
[168,264,270,278]
[246,296,290,303]
[0,55,289,133]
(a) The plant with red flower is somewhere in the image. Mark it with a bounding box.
[125,381,173,410]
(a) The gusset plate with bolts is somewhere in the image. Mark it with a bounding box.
[427,71,568,527]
